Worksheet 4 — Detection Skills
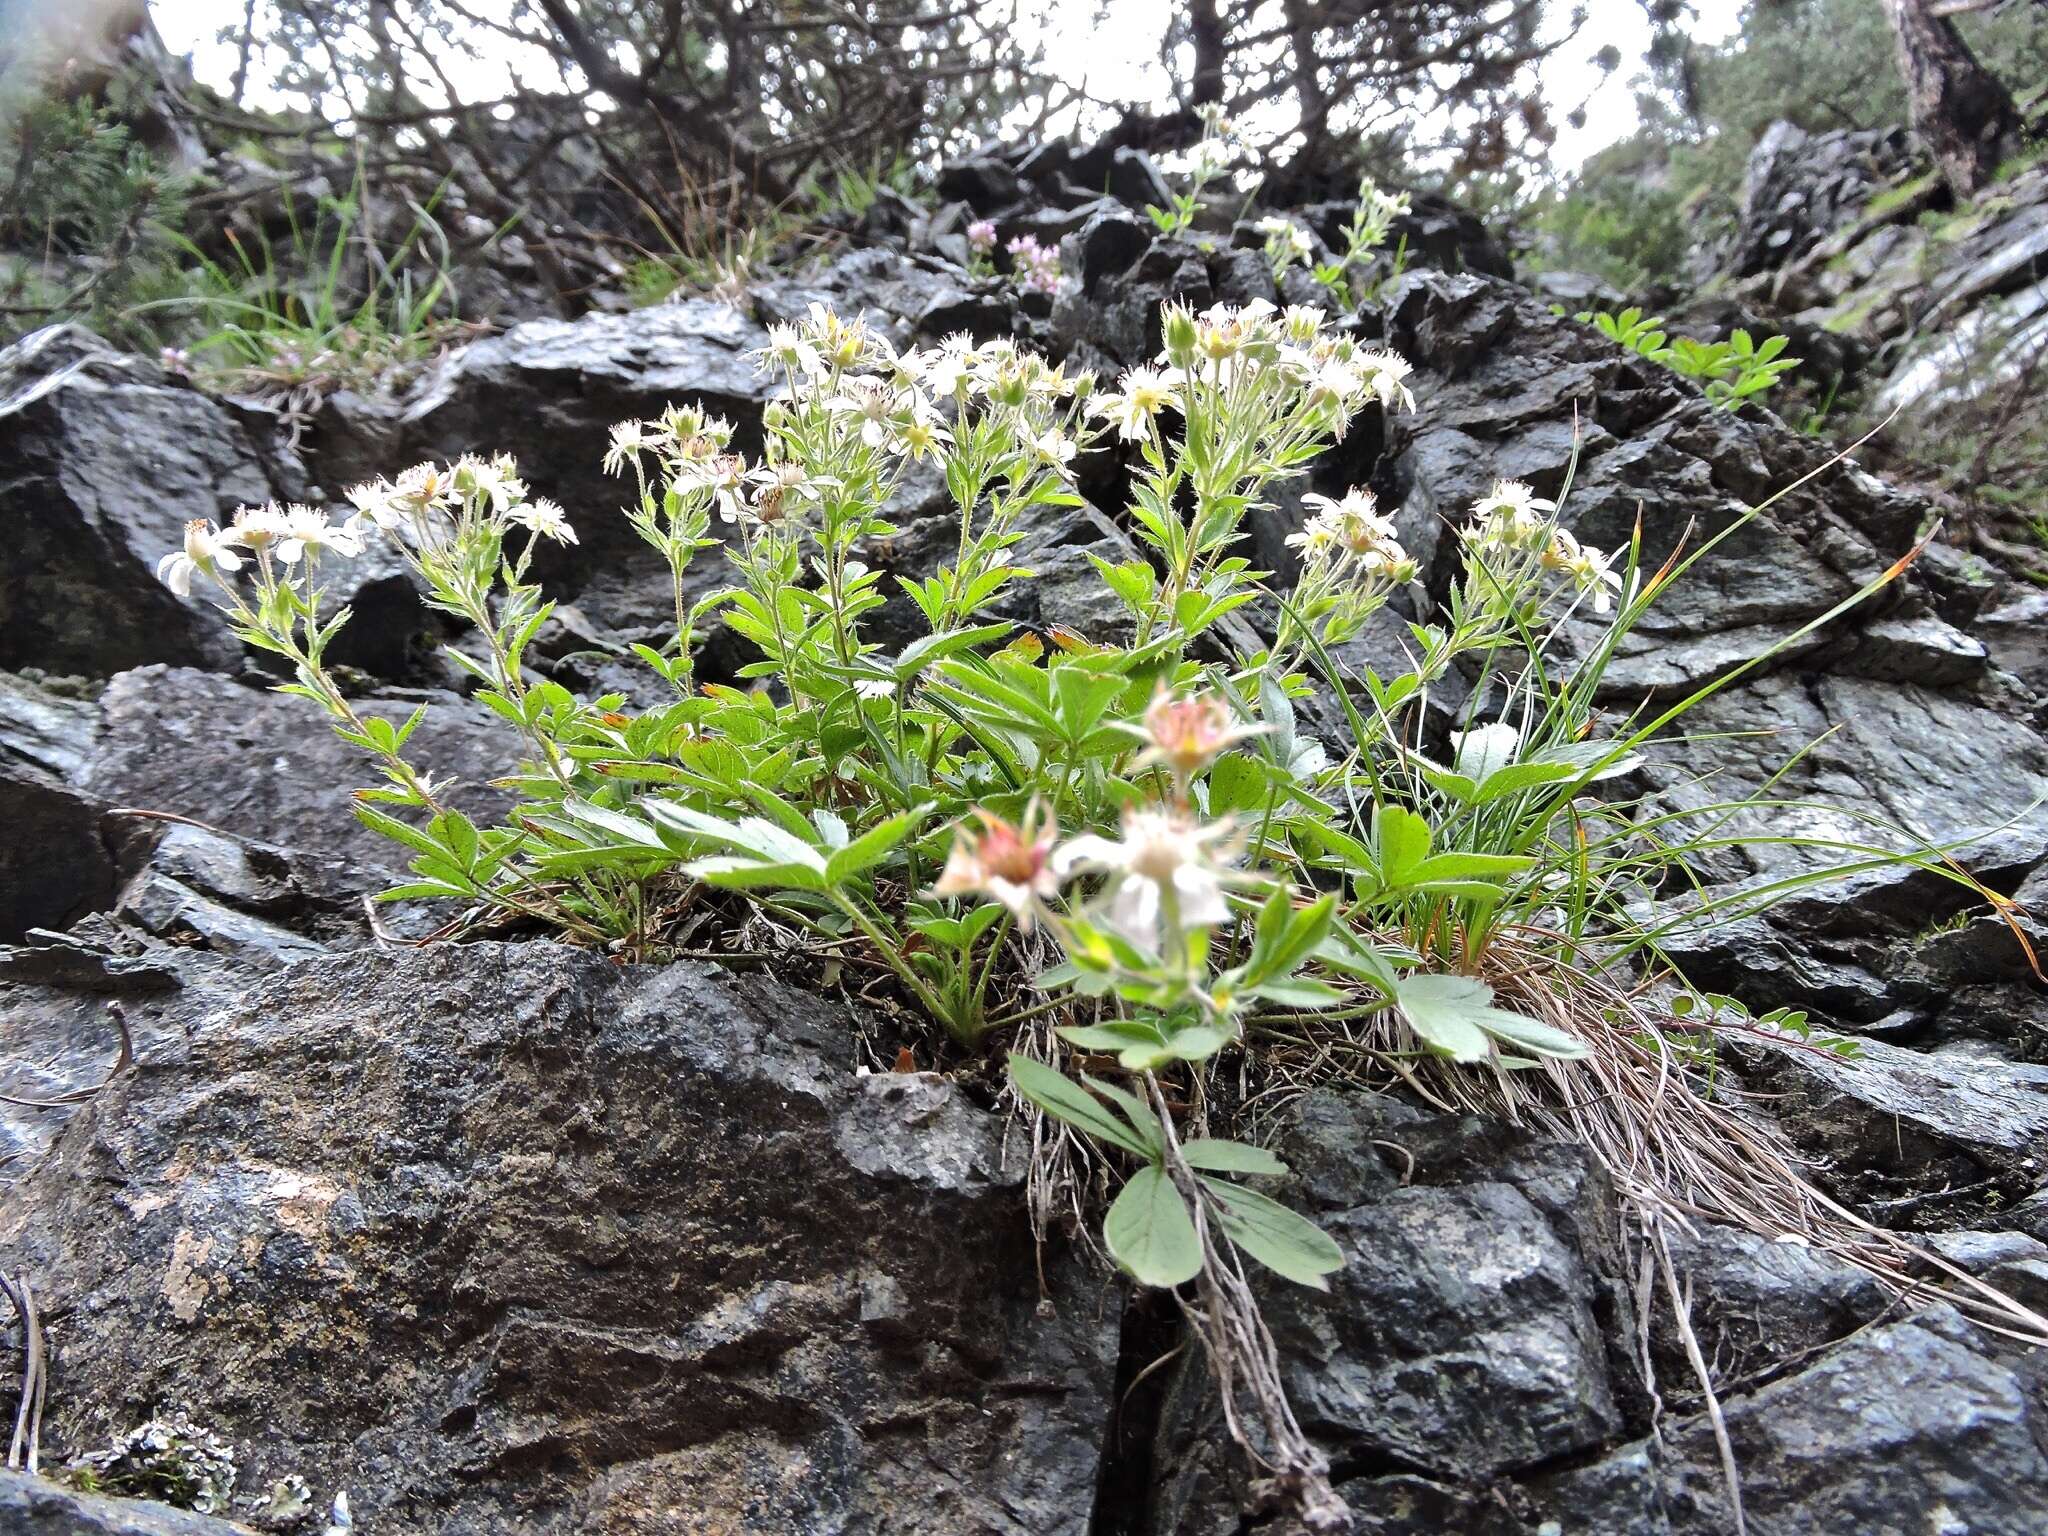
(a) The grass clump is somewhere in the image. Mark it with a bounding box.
[153,296,2045,1521]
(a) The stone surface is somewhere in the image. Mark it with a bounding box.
[0,327,422,681]
[76,667,508,879]
[1148,1091,1637,1533]
[1536,1308,2048,1534]
[0,1472,248,1535]
[0,944,1117,1534]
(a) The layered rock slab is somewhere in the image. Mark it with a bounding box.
[0,944,1116,1534]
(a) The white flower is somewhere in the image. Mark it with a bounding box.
[344,479,406,531]
[1468,479,1558,549]
[220,503,294,556]
[1355,349,1416,413]
[391,463,458,515]
[1054,808,1244,951]
[1256,215,1314,261]
[604,422,650,476]
[156,519,242,597]
[931,801,1062,928]
[744,461,836,524]
[762,321,826,380]
[455,453,524,515]
[917,334,978,396]
[682,453,751,523]
[276,504,364,565]
[890,412,953,462]
[1092,365,1181,441]
[1564,542,1623,614]
[825,377,903,448]
[509,498,578,545]
[1031,428,1078,476]
[1282,305,1326,344]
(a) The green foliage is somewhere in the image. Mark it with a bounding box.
[1521,0,2048,289]
[135,163,483,410]
[158,294,1968,1312]
[1526,172,1690,295]
[1576,309,1801,410]
[0,88,194,346]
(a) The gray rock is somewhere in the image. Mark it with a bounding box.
[0,1471,247,1535]
[1731,1032,2048,1212]
[0,944,1116,1534]
[1149,1092,1635,1532]
[1726,121,1916,278]
[0,758,119,944]
[0,328,419,682]
[77,667,508,880]
[0,329,263,677]
[384,297,776,576]
[1536,1308,2048,1534]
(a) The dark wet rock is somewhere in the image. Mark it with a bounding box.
[0,943,1117,1535]
[0,942,233,1183]
[1149,1091,1637,1533]
[372,298,775,575]
[937,152,1025,212]
[1730,1032,2048,1214]
[1534,1307,2048,1535]
[0,672,99,780]
[1658,1225,1888,1381]
[1726,121,1917,279]
[77,667,508,880]
[0,1471,247,1535]
[0,327,428,682]
[0,758,120,945]
[0,328,266,677]
[1299,190,1514,283]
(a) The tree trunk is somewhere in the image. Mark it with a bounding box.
[1881,0,2024,200]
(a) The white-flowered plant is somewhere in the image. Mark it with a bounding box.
[153,290,1973,1525]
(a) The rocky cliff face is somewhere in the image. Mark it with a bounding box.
[3,134,2048,1535]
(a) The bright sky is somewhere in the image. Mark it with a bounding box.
[152,0,1744,173]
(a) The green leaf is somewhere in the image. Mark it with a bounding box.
[1393,972,1496,1062]
[1201,1179,1343,1289]
[1373,804,1432,883]
[1394,972,1588,1063]
[893,622,1015,681]
[824,805,930,884]
[1180,1139,1288,1176]
[1104,1166,1203,1288]
[1006,1054,1157,1160]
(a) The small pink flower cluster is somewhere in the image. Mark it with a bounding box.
[966,218,998,254]
[1005,234,1062,296]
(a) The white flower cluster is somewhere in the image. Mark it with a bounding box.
[602,306,1100,542]
[1352,178,1412,250]
[1285,488,1417,583]
[156,503,362,595]
[1462,479,1623,614]
[345,453,577,549]
[157,453,577,604]
[1256,214,1316,273]
[1086,298,1415,445]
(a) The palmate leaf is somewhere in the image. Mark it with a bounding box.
[1105,1166,1203,1287]
[1394,973,1588,1063]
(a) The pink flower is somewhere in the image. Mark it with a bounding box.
[967,219,998,253]
[931,800,1062,927]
